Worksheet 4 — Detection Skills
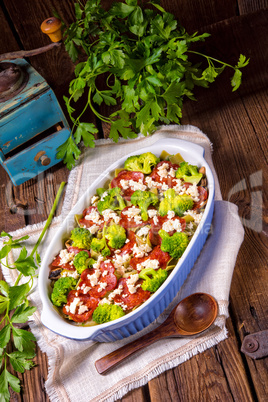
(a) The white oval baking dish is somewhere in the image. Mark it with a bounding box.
[39,137,215,341]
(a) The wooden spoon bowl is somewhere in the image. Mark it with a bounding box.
[95,293,218,374]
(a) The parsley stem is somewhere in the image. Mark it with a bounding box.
[30,182,66,258]
[14,183,65,287]
[188,50,235,70]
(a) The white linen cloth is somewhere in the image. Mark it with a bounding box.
[0,125,244,402]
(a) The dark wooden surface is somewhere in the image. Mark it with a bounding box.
[0,1,267,401]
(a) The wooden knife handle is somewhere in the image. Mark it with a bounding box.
[41,17,62,42]
[95,323,171,375]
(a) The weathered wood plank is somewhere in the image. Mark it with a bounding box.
[0,4,20,54]
[238,0,268,14]
[1,0,97,129]
[0,4,267,402]
[161,0,237,32]
[180,10,268,401]
[147,319,254,401]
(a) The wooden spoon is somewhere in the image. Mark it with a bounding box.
[95,293,218,374]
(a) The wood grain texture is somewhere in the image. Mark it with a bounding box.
[0,1,267,401]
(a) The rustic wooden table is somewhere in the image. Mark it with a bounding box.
[0,1,267,401]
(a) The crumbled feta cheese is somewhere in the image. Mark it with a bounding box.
[91,195,99,205]
[126,274,140,294]
[169,167,176,177]
[122,206,142,223]
[161,183,169,191]
[114,301,128,311]
[93,255,104,270]
[108,284,124,300]
[98,282,107,292]
[145,177,159,189]
[187,221,194,230]
[177,183,199,202]
[113,253,131,269]
[129,179,147,191]
[132,243,152,258]
[133,215,142,224]
[100,191,108,200]
[101,209,120,224]
[78,304,88,315]
[99,298,111,305]
[184,183,200,202]
[87,269,101,287]
[119,179,129,190]
[172,179,183,193]
[136,259,159,271]
[88,224,100,235]
[167,210,175,219]
[69,297,80,314]
[120,179,147,192]
[157,163,169,179]
[147,209,158,218]
[153,215,159,225]
[162,219,182,233]
[84,209,103,224]
[184,210,204,224]
[59,249,75,264]
[61,270,79,279]
[136,226,150,237]
[83,286,91,294]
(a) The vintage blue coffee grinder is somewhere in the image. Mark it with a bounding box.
[0,18,71,186]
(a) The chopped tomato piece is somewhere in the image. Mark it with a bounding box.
[63,290,100,322]
[149,161,179,188]
[120,206,149,231]
[111,170,145,200]
[149,216,186,246]
[78,206,104,229]
[51,248,90,270]
[129,245,170,271]
[78,261,117,298]
[118,230,136,255]
[182,183,208,210]
[113,278,150,311]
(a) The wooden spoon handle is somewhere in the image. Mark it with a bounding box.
[95,325,167,374]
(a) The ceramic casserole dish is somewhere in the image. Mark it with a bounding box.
[39,137,215,341]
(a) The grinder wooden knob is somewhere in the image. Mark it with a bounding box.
[41,17,62,42]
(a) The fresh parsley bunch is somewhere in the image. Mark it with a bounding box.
[57,0,249,169]
[0,182,65,401]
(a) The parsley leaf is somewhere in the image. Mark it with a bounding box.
[56,136,81,170]
[0,183,65,401]
[58,0,249,169]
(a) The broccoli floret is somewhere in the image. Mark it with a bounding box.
[70,227,92,250]
[97,187,126,214]
[124,152,160,174]
[139,267,168,292]
[92,303,125,324]
[158,189,194,217]
[91,224,126,255]
[158,188,176,216]
[159,230,189,260]
[173,195,194,216]
[105,224,126,249]
[51,277,78,307]
[123,155,143,172]
[138,152,160,174]
[73,251,94,274]
[131,190,159,221]
[91,236,111,257]
[176,162,203,184]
